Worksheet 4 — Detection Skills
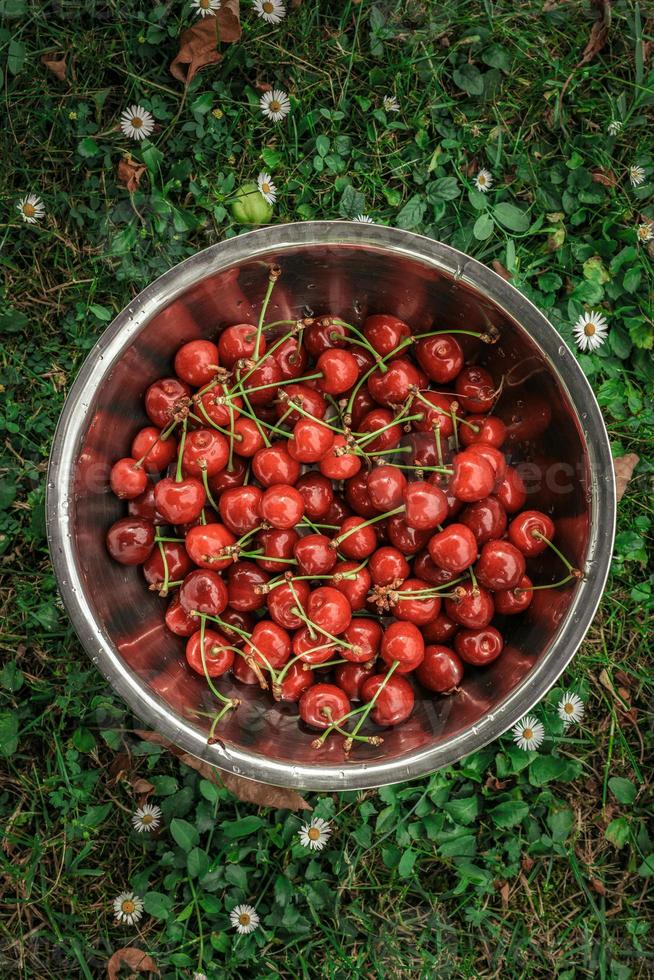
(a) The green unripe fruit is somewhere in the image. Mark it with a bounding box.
[231,182,273,225]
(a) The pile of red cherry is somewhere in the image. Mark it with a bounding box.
[105,268,577,752]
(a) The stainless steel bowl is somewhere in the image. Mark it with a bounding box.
[47,222,615,789]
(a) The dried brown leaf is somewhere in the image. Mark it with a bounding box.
[117,156,147,193]
[491,260,512,281]
[134,730,310,811]
[590,878,607,896]
[107,947,159,979]
[560,1,611,104]
[591,168,617,187]
[170,2,241,84]
[613,453,639,502]
[41,52,67,81]
[131,777,155,797]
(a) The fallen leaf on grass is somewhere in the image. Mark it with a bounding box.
[613,453,639,502]
[170,2,241,84]
[131,777,155,797]
[41,52,67,81]
[560,0,611,104]
[491,260,512,281]
[117,156,147,193]
[134,730,310,811]
[590,878,607,896]
[107,947,159,979]
[592,168,618,187]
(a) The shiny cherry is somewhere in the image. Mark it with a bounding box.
[367,357,420,407]
[267,580,310,630]
[294,534,337,576]
[450,451,496,503]
[287,418,334,463]
[304,318,347,357]
[331,561,372,611]
[403,481,448,531]
[165,593,198,636]
[422,612,459,644]
[339,618,383,663]
[227,561,269,612]
[197,387,243,428]
[414,333,463,383]
[144,377,190,428]
[369,546,410,586]
[319,435,362,480]
[508,510,555,556]
[295,472,334,519]
[154,476,206,524]
[386,515,432,555]
[455,626,504,666]
[299,683,350,730]
[143,541,194,587]
[276,383,326,423]
[495,466,528,513]
[110,458,148,500]
[494,575,534,614]
[363,314,411,358]
[276,661,314,702]
[255,527,299,572]
[218,485,263,535]
[106,517,155,565]
[380,621,425,671]
[393,578,441,627]
[208,456,247,494]
[460,415,506,449]
[179,569,228,616]
[186,628,234,676]
[428,523,478,573]
[356,408,402,452]
[412,391,455,437]
[307,586,352,634]
[460,496,507,545]
[345,471,378,518]
[317,349,359,395]
[218,323,265,367]
[273,335,308,380]
[245,620,291,670]
[292,626,335,665]
[336,516,378,560]
[131,427,177,473]
[181,428,229,478]
[174,339,219,386]
[185,523,236,571]
[445,583,494,629]
[252,442,301,487]
[367,465,407,511]
[416,645,463,693]
[360,673,414,726]
[475,539,526,591]
[335,662,372,701]
[454,365,495,413]
[260,484,305,530]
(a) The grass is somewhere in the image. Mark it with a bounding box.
[1,0,653,976]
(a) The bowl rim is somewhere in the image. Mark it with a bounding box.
[46,221,616,789]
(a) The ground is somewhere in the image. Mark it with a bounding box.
[1,1,653,977]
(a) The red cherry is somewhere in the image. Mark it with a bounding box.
[335,662,372,701]
[414,334,463,383]
[273,335,308,380]
[475,539,526,591]
[218,485,262,535]
[345,471,378,518]
[367,357,420,407]
[208,456,247,495]
[416,645,463,692]
[219,607,254,646]
[460,415,506,448]
[460,496,507,544]
[316,349,359,394]
[323,494,351,525]
[331,561,372,611]
[363,314,411,358]
[144,377,190,427]
[412,391,455,437]
[413,550,457,587]
[185,523,236,571]
[496,466,527,513]
[232,418,265,457]
[143,541,194,587]
[445,583,494,628]
[454,365,496,413]
[380,621,425,671]
[154,476,206,524]
[367,465,407,511]
[260,484,305,530]
[466,443,506,485]
[369,546,410,586]
[276,383,327,423]
[227,561,269,611]
[422,612,458,644]
[128,484,166,524]
[508,510,555,556]
[255,527,298,572]
[455,626,504,666]
[386,515,431,555]
[289,626,333,665]
[106,517,155,565]
[174,339,219,387]
[165,593,197,636]
[186,628,234,676]
[276,661,314,702]
[339,617,383,663]
[218,323,265,367]
[252,442,301,487]
[494,575,534,614]
[181,428,229,478]
[179,569,228,616]
[356,408,402,452]
[131,427,177,473]
[110,458,148,500]
[245,620,291,670]
[295,472,334,520]
[350,387,377,429]
[294,534,337,576]
[360,673,414,726]
[428,523,478,573]
[287,418,335,463]
[403,481,448,530]
[304,318,348,357]
[319,435,362,480]
[197,388,243,428]
[308,586,352,634]
[243,357,283,407]
[336,516,378,560]
[233,655,263,686]
[299,683,350,730]
[348,346,376,377]
[267,580,310,630]
[392,578,441,627]
[450,451,496,503]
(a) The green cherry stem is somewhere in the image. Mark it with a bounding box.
[531,531,582,577]
[331,505,405,550]
[175,419,188,482]
[253,265,281,360]
[200,467,219,510]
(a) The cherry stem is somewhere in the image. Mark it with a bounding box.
[155,534,185,543]
[387,463,453,473]
[328,324,385,368]
[157,540,170,596]
[332,505,405,549]
[531,531,581,576]
[345,337,414,417]
[240,372,323,398]
[200,467,219,511]
[517,573,578,592]
[303,656,348,670]
[291,604,358,652]
[355,413,424,448]
[189,407,237,441]
[348,660,399,741]
[284,398,344,434]
[416,328,497,342]
[175,419,188,483]
[234,371,271,449]
[241,550,297,564]
[199,615,237,706]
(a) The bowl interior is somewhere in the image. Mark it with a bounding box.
[67,239,593,776]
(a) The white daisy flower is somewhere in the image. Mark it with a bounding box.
[254,0,286,23]
[229,903,260,934]
[636,222,654,243]
[512,715,545,751]
[120,105,155,142]
[572,310,609,353]
[629,165,646,188]
[382,94,400,113]
[17,194,45,224]
[257,171,277,205]
[113,891,144,925]
[558,691,585,726]
[607,120,623,136]
[131,803,162,833]
[298,816,332,851]
[260,88,291,122]
[354,214,374,223]
[191,0,221,16]
[474,169,493,193]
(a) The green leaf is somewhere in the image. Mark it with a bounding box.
[443,795,479,825]
[261,147,282,168]
[339,185,366,219]
[492,202,530,232]
[608,776,637,805]
[529,755,582,786]
[170,818,199,852]
[605,816,631,848]
[623,267,642,293]
[637,855,654,877]
[430,176,460,201]
[452,64,484,95]
[77,138,100,158]
[482,44,511,71]
[222,815,264,840]
[398,848,417,877]
[0,479,17,511]
[187,846,210,878]
[546,807,574,842]
[143,891,173,919]
[396,196,426,230]
[7,39,25,75]
[489,800,529,828]
[0,712,18,756]
[141,144,164,172]
[315,135,330,157]
[88,304,113,322]
[473,213,494,240]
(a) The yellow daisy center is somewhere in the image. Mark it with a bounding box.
[200,0,211,7]
[584,322,596,337]
[269,99,281,112]
[564,703,574,715]
[121,899,135,914]
[523,728,533,740]
[141,812,153,824]
[131,116,143,129]
[308,827,321,841]
[261,182,270,194]
[263,1,274,10]
[478,175,487,186]
[239,912,251,926]
[23,203,36,217]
